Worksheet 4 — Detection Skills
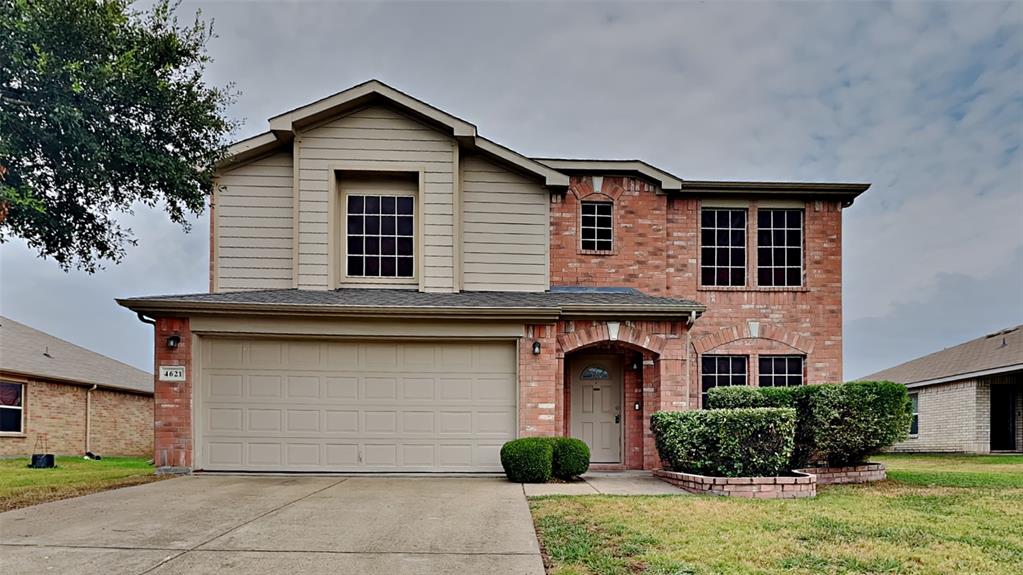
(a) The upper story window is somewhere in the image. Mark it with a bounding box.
[0,382,24,434]
[700,208,747,287]
[758,355,804,387]
[581,201,613,252]
[757,208,803,287]
[701,355,747,407]
[346,195,415,278]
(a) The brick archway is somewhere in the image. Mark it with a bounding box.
[692,321,813,355]
[557,322,667,356]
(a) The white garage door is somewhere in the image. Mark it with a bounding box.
[197,338,517,472]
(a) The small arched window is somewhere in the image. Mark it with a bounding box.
[580,365,610,380]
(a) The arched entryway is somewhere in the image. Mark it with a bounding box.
[558,322,671,470]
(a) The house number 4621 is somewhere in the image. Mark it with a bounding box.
[159,366,186,382]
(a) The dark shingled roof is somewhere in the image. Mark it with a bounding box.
[119,288,703,318]
[861,325,1023,386]
[0,316,152,394]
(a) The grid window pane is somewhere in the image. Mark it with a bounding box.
[581,201,613,252]
[756,208,803,287]
[701,355,748,407]
[758,355,804,387]
[346,194,415,278]
[700,208,746,286]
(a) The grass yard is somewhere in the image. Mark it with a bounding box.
[530,454,1023,575]
[0,456,162,512]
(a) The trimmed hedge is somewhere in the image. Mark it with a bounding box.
[500,438,553,483]
[500,437,591,482]
[650,407,796,477]
[705,381,912,467]
[551,437,590,480]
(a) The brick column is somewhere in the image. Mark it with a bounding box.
[642,353,661,469]
[519,324,559,437]
[153,317,193,473]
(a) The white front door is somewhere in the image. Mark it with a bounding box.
[570,355,622,463]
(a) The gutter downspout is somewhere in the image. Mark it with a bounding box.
[85,384,97,454]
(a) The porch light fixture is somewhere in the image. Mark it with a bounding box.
[532,341,541,355]
[166,335,181,350]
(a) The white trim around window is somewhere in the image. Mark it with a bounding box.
[0,381,25,435]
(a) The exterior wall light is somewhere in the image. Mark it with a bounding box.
[166,335,181,349]
[532,341,541,355]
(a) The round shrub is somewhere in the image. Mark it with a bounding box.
[707,385,801,409]
[551,437,590,479]
[500,437,553,483]
[651,407,796,477]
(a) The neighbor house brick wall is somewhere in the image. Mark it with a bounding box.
[0,376,152,457]
[550,176,846,404]
[153,317,193,470]
[89,388,153,455]
[890,380,989,453]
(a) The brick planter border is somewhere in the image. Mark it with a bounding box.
[652,469,816,498]
[796,463,885,485]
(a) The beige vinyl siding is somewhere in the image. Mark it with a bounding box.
[297,106,455,291]
[216,151,294,291]
[461,155,548,291]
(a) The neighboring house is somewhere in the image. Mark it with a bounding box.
[119,80,869,473]
[865,326,1022,454]
[0,316,154,457]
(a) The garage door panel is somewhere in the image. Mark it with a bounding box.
[199,339,517,471]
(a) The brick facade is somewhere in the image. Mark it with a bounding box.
[153,317,193,471]
[551,175,846,404]
[0,376,152,457]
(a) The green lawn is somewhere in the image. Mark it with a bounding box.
[530,454,1023,575]
[0,456,162,512]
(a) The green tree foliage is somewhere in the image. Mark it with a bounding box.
[0,0,236,271]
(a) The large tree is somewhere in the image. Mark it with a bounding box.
[0,0,236,271]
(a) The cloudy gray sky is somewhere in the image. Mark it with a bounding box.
[1,0,1021,379]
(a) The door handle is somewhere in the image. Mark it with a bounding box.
[614,414,621,424]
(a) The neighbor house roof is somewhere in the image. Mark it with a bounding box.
[0,316,153,395]
[118,288,705,321]
[861,325,1023,387]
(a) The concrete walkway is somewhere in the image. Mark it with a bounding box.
[0,476,544,575]
[523,470,686,496]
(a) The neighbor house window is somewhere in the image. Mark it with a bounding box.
[758,356,804,387]
[701,355,747,407]
[701,208,746,286]
[757,208,803,287]
[0,382,24,434]
[581,201,613,251]
[909,393,919,435]
[346,195,415,278]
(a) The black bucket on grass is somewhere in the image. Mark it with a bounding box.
[30,454,55,468]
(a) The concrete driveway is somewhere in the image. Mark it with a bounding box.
[0,476,544,574]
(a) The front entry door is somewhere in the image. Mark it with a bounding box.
[571,355,622,463]
[991,385,1017,451]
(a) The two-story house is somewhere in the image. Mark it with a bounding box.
[119,80,869,474]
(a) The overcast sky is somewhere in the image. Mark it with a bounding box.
[1,1,1021,379]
